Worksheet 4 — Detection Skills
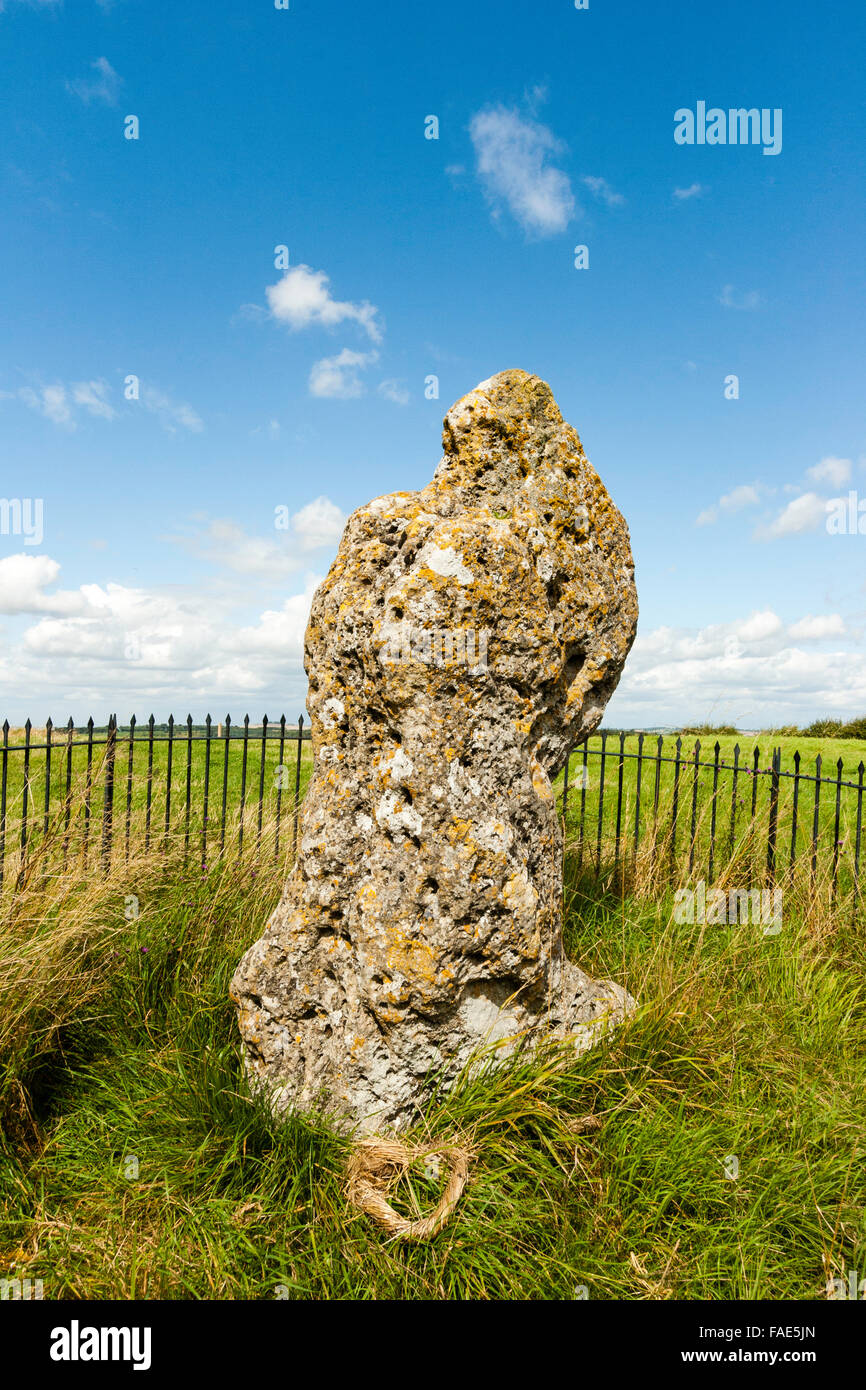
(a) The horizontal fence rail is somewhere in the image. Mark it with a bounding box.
[558,732,865,922]
[0,714,310,893]
[1,719,864,922]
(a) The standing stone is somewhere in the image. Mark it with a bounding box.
[231,370,639,1133]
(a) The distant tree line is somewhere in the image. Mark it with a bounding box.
[677,719,866,740]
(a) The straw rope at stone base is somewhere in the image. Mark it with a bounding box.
[346,1137,473,1242]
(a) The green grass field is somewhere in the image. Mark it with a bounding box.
[0,743,863,1299]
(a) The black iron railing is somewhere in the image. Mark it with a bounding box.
[0,713,309,891]
[2,719,864,919]
[560,732,865,917]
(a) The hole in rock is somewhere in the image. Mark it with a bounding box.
[564,646,586,686]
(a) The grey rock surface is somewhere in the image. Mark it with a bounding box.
[231,369,639,1132]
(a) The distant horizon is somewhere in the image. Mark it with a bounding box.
[2,714,862,741]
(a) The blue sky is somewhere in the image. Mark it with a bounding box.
[1,0,864,727]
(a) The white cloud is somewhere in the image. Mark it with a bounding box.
[236,302,267,323]
[0,497,350,718]
[737,610,782,643]
[0,554,85,616]
[177,520,301,580]
[250,419,281,440]
[788,614,846,639]
[523,83,549,114]
[232,578,321,660]
[0,551,323,718]
[14,378,200,433]
[72,379,116,420]
[3,543,863,730]
[0,506,347,714]
[469,105,575,236]
[170,498,346,580]
[582,175,625,207]
[758,492,827,538]
[673,183,706,200]
[378,378,409,406]
[18,383,72,427]
[608,607,866,727]
[308,348,377,399]
[0,496,349,718]
[19,381,116,428]
[265,265,382,343]
[807,456,851,488]
[290,496,346,550]
[719,284,763,311]
[696,483,761,526]
[65,56,121,106]
[141,385,203,433]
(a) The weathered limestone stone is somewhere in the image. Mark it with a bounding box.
[231,369,639,1133]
